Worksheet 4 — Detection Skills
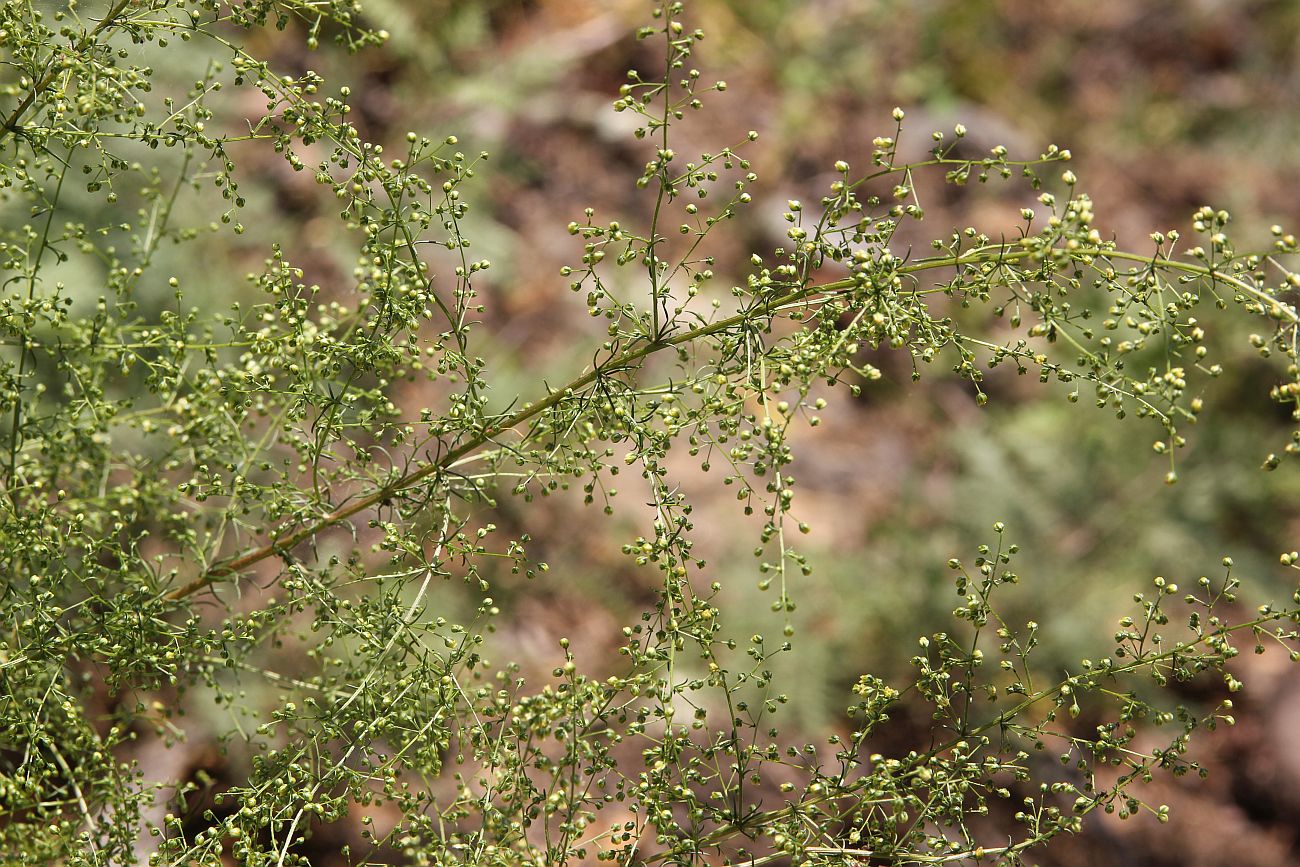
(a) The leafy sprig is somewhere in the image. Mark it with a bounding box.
[1,2,1298,865]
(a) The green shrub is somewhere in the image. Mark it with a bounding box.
[2,2,1299,865]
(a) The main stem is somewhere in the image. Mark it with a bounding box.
[166,246,1282,601]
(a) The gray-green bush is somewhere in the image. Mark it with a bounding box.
[2,2,1300,865]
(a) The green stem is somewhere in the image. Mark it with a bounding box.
[167,240,1294,601]
[164,246,1037,600]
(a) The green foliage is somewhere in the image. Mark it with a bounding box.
[2,2,1299,865]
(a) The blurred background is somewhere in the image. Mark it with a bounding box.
[105,0,1300,863]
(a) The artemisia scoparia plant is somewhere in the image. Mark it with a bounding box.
[1,1,1299,865]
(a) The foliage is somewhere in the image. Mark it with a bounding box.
[2,1,1299,865]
